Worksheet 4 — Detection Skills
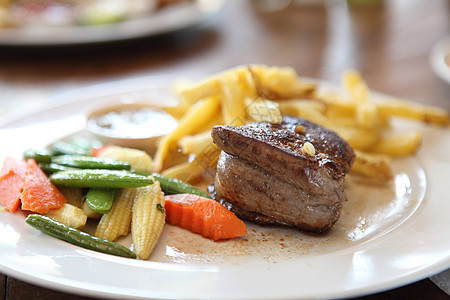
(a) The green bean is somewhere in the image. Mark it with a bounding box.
[26,214,136,258]
[50,169,153,188]
[52,155,131,170]
[85,188,116,214]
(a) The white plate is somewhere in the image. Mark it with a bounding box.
[0,76,449,299]
[0,1,224,46]
[430,35,450,84]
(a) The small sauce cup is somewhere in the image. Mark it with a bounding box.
[87,102,177,154]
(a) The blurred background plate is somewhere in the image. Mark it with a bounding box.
[0,0,225,46]
[430,35,450,85]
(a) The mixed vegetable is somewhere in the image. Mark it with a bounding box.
[0,139,247,260]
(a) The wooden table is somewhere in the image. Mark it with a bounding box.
[1,0,449,299]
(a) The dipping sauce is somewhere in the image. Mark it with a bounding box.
[87,103,178,154]
[88,106,177,139]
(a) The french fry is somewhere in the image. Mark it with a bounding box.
[163,103,190,119]
[220,70,249,126]
[198,113,225,133]
[351,150,393,182]
[179,77,222,106]
[278,99,326,116]
[300,108,336,129]
[376,98,449,125]
[178,66,253,106]
[317,92,356,116]
[257,65,299,94]
[153,95,221,171]
[250,65,316,99]
[245,98,283,123]
[161,160,208,184]
[178,131,216,156]
[370,131,422,157]
[153,137,176,172]
[355,101,382,130]
[342,70,386,131]
[334,126,381,151]
[278,99,334,128]
[343,70,369,103]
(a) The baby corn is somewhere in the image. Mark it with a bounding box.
[57,186,84,208]
[82,199,102,219]
[98,146,154,172]
[131,182,165,260]
[94,188,136,241]
[44,203,87,229]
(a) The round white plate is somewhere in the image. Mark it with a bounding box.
[0,76,449,299]
[0,0,224,46]
[430,35,450,84]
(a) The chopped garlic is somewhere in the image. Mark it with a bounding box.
[294,125,305,134]
[301,142,315,156]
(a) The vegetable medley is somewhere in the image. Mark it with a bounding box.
[0,140,247,260]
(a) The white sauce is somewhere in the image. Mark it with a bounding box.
[88,106,177,139]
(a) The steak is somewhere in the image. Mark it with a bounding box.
[214,152,343,231]
[211,115,355,232]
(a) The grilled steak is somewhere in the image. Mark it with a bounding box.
[214,152,343,231]
[211,115,355,232]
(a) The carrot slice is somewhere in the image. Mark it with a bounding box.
[0,156,27,212]
[164,193,247,241]
[0,156,27,177]
[91,145,109,157]
[20,159,66,214]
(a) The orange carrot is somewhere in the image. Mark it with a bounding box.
[91,145,109,157]
[0,156,27,212]
[0,156,27,177]
[164,193,247,241]
[20,159,66,214]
